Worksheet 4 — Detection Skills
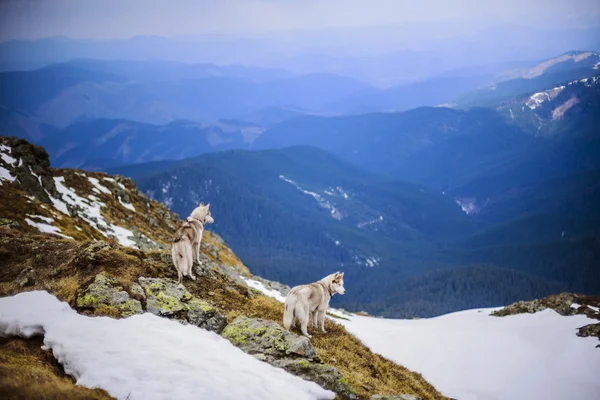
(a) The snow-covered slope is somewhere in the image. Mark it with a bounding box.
[0,291,334,400]
[338,308,600,400]
[219,279,600,399]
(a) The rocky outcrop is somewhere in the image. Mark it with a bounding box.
[138,277,227,333]
[493,293,600,346]
[77,274,143,317]
[222,316,358,400]
[491,293,600,319]
[576,323,600,347]
[251,275,292,297]
[0,136,60,204]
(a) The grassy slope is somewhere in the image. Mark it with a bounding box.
[0,228,446,400]
[0,336,113,400]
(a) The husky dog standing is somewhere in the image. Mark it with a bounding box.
[283,272,346,338]
[171,202,214,284]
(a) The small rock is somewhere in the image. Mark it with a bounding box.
[187,298,227,333]
[16,267,35,287]
[130,282,146,300]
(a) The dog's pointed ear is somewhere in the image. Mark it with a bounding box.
[199,202,204,206]
[340,272,344,277]
[206,203,211,209]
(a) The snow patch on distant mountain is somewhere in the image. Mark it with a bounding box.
[526,86,565,110]
[279,175,343,220]
[455,197,478,215]
[352,254,380,267]
[357,215,383,229]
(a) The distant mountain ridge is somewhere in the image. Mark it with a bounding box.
[39,118,261,170]
[0,62,369,127]
[457,51,600,108]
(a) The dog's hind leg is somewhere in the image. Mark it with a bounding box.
[186,243,196,281]
[296,303,311,339]
[195,239,202,266]
[312,310,319,329]
[172,244,184,284]
[318,310,327,333]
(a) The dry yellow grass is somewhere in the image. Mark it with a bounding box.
[0,337,113,400]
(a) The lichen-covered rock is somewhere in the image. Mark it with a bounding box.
[278,358,358,399]
[222,316,317,359]
[77,274,142,317]
[187,298,228,333]
[371,395,423,400]
[222,316,357,399]
[137,277,227,333]
[138,277,189,316]
[130,282,146,300]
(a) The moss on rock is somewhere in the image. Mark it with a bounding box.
[76,274,142,317]
[221,316,359,399]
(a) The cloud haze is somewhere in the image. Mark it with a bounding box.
[1,0,599,40]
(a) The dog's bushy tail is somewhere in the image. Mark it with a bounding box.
[283,294,295,330]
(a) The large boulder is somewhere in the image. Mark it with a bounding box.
[76,274,142,317]
[222,316,358,400]
[222,316,317,359]
[137,277,227,333]
[138,277,189,316]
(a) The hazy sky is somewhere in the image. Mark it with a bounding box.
[1,0,599,41]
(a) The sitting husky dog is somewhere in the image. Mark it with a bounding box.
[171,202,214,284]
[283,272,345,338]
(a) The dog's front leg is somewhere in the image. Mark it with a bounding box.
[195,240,202,266]
[319,310,327,333]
